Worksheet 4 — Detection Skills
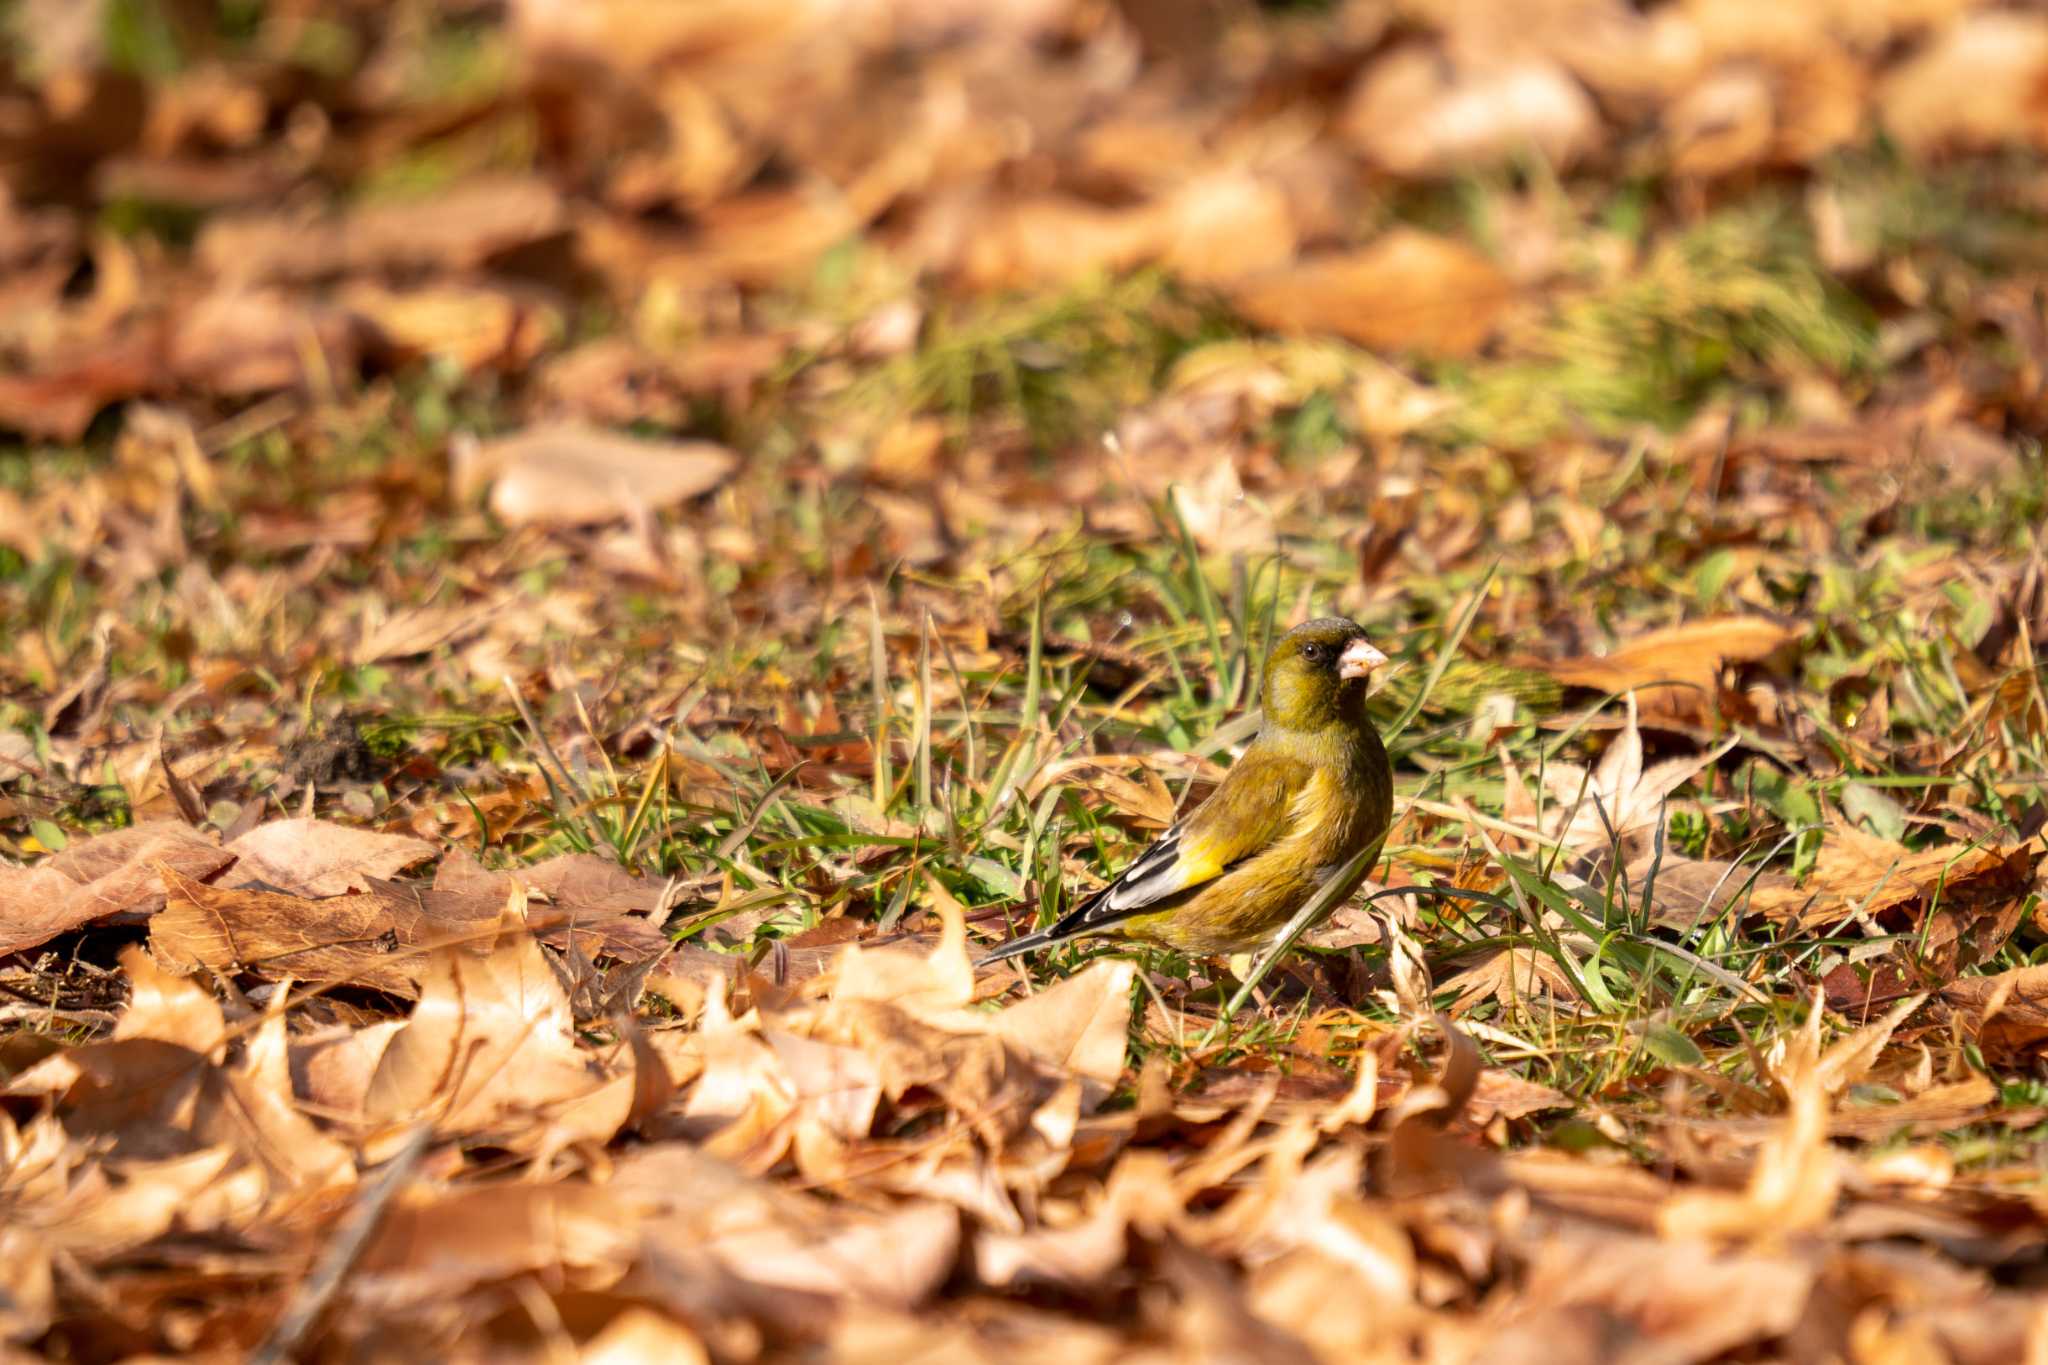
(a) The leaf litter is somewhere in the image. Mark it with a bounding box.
[8,0,2048,1359]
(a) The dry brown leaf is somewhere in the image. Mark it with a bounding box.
[0,334,163,442]
[8,949,350,1208]
[1941,964,2048,1064]
[615,1143,963,1312]
[1499,1224,1816,1363]
[452,421,738,529]
[0,822,229,956]
[431,845,671,958]
[954,194,1165,291]
[1443,946,1579,1014]
[363,891,635,1154]
[1506,695,1726,853]
[977,959,1137,1108]
[350,601,499,668]
[1665,64,1775,177]
[1879,12,2048,156]
[579,1308,713,1365]
[150,864,481,997]
[1225,230,1514,357]
[1535,615,1797,720]
[1466,1068,1572,1126]
[1342,48,1602,176]
[1662,992,1920,1243]
[1748,826,2041,929]
[196,175,568,285]
[168,288,368,395]
[352,1181,636,1313]
[340,281,561,376]
[832,883,974,1013]
[1154,170,1299,286]
[1614,852,1796,929]
[290,1020,407,1123]
[224,817,434,897]
[0,1223,54,1343]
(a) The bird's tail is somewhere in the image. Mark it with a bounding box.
[980,883,1138,965]
[978,887,1118,965]
[977,925,1064,965]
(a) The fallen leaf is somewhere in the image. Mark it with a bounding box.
[452,422,738,529]
[978,959,1137,1109]
[364,891,635,1155]
[0,822,229,956]
[1342,48,1601,176]
[350,601,499,667]
[224,817,434,897]
[1748,826,2041,930]
[1879,12,2048,157]
[151,864,481,996]
[1941,964,2048,1064]
[1443,946,1579,1014]
[1534,615,1798,721]
[832,884,974,1014]
[168,288,368,395]
[579,1308,712,1365]
[352,1181,635,1313]
[1662,993,1920,1243]
[1608,851,1796,930]
[1225,229,1514,358]
[1507,695,1727,854]
[430,846,671,958]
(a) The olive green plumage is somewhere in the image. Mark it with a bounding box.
[983,618,1394,961]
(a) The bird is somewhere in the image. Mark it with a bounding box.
[982,617,1393,963]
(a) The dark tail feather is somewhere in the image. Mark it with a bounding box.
[978,926,1064,964]
[978,888,1123,965]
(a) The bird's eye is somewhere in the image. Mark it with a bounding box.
[1299,642,1325,663]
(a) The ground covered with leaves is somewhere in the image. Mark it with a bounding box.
[7,0,2048,1360]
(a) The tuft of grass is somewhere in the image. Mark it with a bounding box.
[1442,200,1876,445]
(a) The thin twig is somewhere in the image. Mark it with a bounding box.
[251,1124,434,1365]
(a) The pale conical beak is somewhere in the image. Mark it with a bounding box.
[1338,637,1387,681]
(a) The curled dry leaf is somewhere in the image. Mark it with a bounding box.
[5,949,352,1216]
[452,421,738,529]
[1747,825,2041,930]
[977,959,1137,1107]
[832,884,975,1014]
[1661,993,1922,1244]
[0,821,229,956]
[1342,48,1602,176]
[1940,964,2048,1065]
[351,1181,636,1315]
[1225,229,1514,358]
[1499,1224,1816,1365]
[150,863,487,997]
[1879,12,2048,156]
[609,1144,962,1315]
[1534,615,1798,723]
[1506,695,1727,854]
[363,892,636,1155]
[223,816,434,897]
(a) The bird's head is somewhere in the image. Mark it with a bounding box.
[1261,617,1386,733]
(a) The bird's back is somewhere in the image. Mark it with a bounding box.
[1120,722,1390,955]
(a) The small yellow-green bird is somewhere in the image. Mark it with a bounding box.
[983,618,1393,961]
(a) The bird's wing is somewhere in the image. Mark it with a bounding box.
[1043,748,1309,939]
